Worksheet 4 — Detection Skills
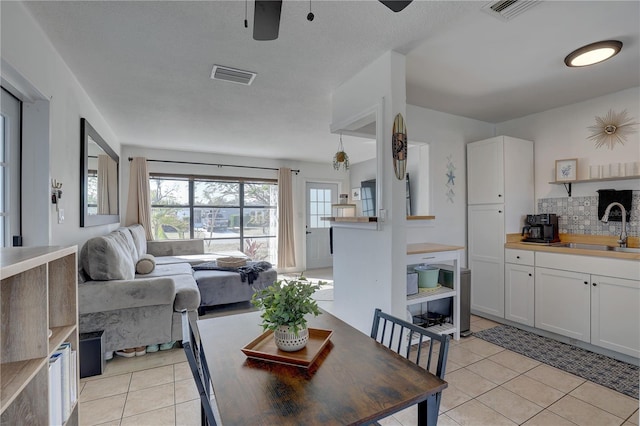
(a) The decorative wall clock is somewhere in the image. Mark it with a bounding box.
[392,113,407,180]
[587,109,637,150]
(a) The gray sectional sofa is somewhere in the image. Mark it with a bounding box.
[78,224,202,352]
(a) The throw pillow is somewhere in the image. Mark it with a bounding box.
[136,254,156,274]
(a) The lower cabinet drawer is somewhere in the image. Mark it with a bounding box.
[505,249,534,266]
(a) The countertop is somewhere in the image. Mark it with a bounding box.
[407,243,464,255]
[505,234,640,261]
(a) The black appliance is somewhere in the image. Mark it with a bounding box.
[522,213,560,243]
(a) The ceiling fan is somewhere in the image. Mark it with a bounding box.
[253,0,413,41]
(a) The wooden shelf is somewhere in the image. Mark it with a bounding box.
[1,246,79,424]
[0,358,47,413]
[549,174,639,185]
[320,216,378,223]
[407,215,435,220]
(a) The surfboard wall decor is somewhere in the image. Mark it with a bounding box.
[392,113,407,180]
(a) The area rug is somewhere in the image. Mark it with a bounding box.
[474,325,639,399]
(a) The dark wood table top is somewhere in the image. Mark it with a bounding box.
[197,309,447,426]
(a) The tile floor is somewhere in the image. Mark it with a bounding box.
[79,313,639,426]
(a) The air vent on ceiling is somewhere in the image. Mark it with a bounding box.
[210,65,257,85]
[482,0,541,21]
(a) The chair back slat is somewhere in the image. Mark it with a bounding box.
[370,308,450,380]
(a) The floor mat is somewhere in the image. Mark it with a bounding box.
[474,324,639,399]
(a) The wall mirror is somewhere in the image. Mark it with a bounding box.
[80,118,120,227]
[330,100,384,226]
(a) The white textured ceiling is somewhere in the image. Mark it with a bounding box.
[21,1,640,164]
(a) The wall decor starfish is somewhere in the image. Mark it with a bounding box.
[587,109,637,150]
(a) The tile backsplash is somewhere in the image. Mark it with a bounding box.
[537,191,639,237]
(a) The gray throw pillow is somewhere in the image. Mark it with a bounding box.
[136,254,156,274]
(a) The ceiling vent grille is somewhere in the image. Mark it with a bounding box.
[482,0,541,21]
[210,65,257,85]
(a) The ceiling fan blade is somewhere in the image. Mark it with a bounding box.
[379,1,413,13]
[253,0,282,41]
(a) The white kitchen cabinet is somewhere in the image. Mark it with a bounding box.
[535,267,591,343]
[469,204,505,317]
[467,137,504,205]
[467,136,533,321]
[505,263,534,327]
[591,275,640,358]
[505,249,534,326]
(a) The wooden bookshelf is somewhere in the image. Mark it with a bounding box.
[1,246,79,425]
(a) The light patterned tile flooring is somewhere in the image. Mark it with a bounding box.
[79,313,639,426]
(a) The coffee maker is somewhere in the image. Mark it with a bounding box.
[522,214,560,243]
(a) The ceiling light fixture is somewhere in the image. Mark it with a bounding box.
[332,133,349,171]
[564,40,623,67]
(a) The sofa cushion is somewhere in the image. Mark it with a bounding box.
[136,254,156,274]
[128,224,148,258]
[135,262,193,279]
[171,274,201,311]
[115,227,139,264]
[78,277,175,314]
[81,232,136,281]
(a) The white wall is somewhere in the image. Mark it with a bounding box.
[497,87,640,201]
[122,146,348,273]
[1,1,120,247]
[405,104,494,255]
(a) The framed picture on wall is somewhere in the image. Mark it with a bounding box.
[555,158,578,182]
[351,187,361,201]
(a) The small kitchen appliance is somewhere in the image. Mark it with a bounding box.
[521,213,560,244]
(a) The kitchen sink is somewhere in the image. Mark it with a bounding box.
[552,242,640,253]
[552,242,614,251]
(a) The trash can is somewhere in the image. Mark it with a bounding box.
[79,331,105,378]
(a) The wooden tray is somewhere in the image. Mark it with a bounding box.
[241,328,333,368]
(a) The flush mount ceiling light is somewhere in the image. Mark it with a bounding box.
[564,40,623,67]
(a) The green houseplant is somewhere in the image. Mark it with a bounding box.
[251,278,322,351]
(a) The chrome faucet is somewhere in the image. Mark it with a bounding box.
[601,202,628,248]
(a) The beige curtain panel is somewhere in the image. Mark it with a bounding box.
[277,167,296,268]
[125,157,154,240]
[97,154,118,214]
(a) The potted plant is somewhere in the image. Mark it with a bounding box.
[251,278,321,352]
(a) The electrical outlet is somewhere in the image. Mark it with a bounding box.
[58,208,65,224]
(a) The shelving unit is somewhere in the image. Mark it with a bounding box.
[406,243,463,340]
[1,246,79,425]
[549,174,640,196]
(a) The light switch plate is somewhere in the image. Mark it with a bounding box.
[58,208,65,224]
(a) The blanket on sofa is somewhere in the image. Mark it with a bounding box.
[192,261,273,285]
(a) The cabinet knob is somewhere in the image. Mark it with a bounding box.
[592,282,597,287]
[516,256,520,259]
[498,210,503,213]
[528,273,532,277]
[498,194,502,197]
[584,281,588,285]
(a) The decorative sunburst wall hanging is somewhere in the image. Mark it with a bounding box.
[587,109,637,150]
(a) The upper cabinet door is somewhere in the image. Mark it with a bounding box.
[467,137,504,205]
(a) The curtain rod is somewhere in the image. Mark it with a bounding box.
[128,157,300,174]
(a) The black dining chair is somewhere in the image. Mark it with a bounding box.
[370,308,450,425]
[181,310,218,426]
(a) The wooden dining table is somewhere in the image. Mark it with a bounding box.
[197,309,447,425]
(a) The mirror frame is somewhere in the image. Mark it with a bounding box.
[80,118,120,227]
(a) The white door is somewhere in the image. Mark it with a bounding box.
[467,137,504,205]
[306,182,337,269]
[535,267,591,342]
[468,204,505,318]
[591,275,640,357]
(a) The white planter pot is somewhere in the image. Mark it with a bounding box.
[274,325,309,352]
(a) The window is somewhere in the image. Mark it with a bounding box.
[150,175,278,264]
